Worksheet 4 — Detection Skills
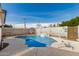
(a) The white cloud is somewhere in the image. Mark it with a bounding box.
[12,23,57,28]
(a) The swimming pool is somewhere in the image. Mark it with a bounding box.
[16,36,56,47]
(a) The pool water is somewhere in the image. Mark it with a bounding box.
[16,36,56,47]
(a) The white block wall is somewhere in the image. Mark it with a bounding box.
[36,26,68,38]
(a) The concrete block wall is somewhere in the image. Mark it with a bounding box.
[77,26,79,39]
[2,28,36,37]
[36,26,67,38]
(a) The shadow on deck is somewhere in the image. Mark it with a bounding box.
[0,43,9,51]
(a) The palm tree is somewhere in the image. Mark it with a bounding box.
[36,24,42,28]
[23,18,26,29]
[49,24,53,28]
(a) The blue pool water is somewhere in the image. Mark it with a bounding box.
[16,36,56,47]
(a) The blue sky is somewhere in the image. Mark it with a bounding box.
[2,3,79,24]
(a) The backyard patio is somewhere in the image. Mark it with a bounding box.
[0,36,79,56]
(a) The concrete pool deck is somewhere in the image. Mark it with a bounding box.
[1,36,79,56]
[0,37,27,56]
[15,47,79,56]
